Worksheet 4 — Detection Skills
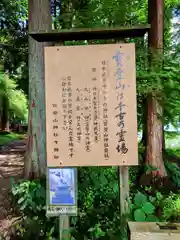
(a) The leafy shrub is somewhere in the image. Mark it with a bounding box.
[72,167,123,239]
[130,190,180,223]
[164,148,180,187]
[11,168,123,239]
[165,161,180,187]
[11,178,59,239]
[12,179,45,215]
[162,192,180,221]
[129,192,159,222]
[11,168,180,239]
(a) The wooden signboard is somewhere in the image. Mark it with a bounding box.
[45,43,138,167]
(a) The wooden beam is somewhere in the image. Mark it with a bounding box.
[29,24,150,42]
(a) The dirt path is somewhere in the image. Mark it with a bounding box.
[0,139,27,235]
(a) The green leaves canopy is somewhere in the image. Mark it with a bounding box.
[0,70,28,121]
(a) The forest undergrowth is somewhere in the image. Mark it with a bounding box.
[1,146,179,240]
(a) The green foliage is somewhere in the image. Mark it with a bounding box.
[142,202,155,214]
[130,192,158,222]
[162,193,180,221]
[166,147,180,158]
[88,224,106,239]
[166,133,180,149]
[129,143,145,185]
[130,190,180,223]
[9,88,28,122]
[164,148,180,187]
[134,209,146,221]
[134,192,147,207]
[0,132,24,145]
[11,168,126,239]
[0,0,28,85]
[1,0,180,130]
[11,178,60,239]
[11,161,180,239]
[12,179,45,214]
[136,48,180,130]
[165,161,180,187]
[0,70,28,122]
[73,167,122,239]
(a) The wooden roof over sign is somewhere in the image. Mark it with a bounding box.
[29,24,150,42]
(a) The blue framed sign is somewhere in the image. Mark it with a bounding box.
[46,167,77,217]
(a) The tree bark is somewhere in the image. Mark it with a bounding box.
[24,0,52,178]
[141,98,147,147]
[145,0,166,176]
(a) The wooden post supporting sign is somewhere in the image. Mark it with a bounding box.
[119,166,129,216]
[59,216,70,240]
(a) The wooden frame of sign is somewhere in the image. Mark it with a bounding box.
[29,25,150,239]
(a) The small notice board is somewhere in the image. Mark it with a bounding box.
[45,43,138,167]
[46,167,77,216]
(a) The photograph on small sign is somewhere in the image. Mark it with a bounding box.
[49,168,75,205]
[46,168,77,216]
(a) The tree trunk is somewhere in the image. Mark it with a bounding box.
[145,95,166,175]
[24,0,52,178]
[145,0,166,176]
[141,98,147,147]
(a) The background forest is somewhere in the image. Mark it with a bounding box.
[0,0,180,239]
